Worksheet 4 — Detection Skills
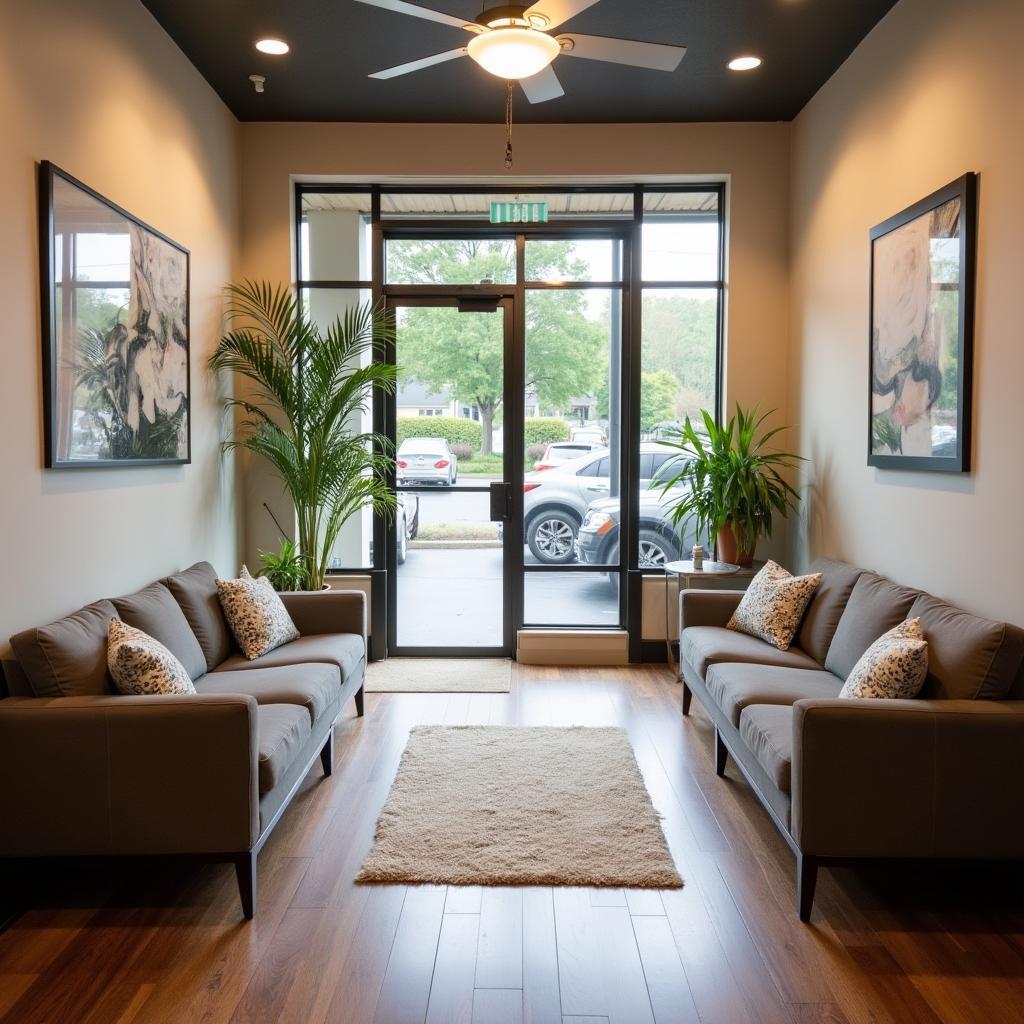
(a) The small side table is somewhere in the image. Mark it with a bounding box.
[663,559,741,673]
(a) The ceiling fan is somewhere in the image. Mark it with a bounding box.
[354,0,687,104]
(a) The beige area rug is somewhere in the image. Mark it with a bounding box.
[364,658,511,693]
[356,725,682,888]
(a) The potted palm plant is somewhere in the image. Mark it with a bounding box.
[657,405,803,567]
[210,281,397,591]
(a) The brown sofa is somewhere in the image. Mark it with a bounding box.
[678,557,1024,920]
[0,561,366,919]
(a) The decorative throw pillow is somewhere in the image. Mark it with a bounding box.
[838,618,929,699]
[216,566,299,660]
[107,619,196,696]
[726,560,823,651]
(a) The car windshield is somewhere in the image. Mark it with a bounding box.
[399,439,446,455]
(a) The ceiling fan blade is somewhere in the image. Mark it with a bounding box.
[559,33,686,72]
[354,0,474,32]
[524,0,601,32]
[369,47,467,79]
[519,65,565,103]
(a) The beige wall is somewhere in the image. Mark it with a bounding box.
[238,120,792,560]
[789,0,1024,624]
[0,0,240,646]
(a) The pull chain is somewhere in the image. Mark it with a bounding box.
[504,80,514,169]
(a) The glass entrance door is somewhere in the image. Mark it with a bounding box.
[386,296,518,656]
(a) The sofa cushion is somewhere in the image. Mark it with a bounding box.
[824,572,919,680]
[107,619,197,696]
[796,558,865,665]
[838,618,928,700]
[10,600,119,698]
[112,582,206,681]
[216,569,300,661]
[681,626,820,681]
[196,662,340,725]
[739,705,794,794]
[726,561,822,651]
[909,593,1024,701]
[163,562,235,672]
[706,663,843,726]
[213,633,366,686]
[257,704,311,794]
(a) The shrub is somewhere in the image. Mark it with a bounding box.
[527,443,547,461]
[397,416,482,449]
[523,418,570,447]
[451,443,474,462]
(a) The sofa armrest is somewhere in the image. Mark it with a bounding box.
[280,590,366,643]
[679,589,745,630]
[791,698,1024,858]
[0,693,259,857]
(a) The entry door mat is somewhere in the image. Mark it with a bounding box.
[364,658,511,693]
[356,725,683,888]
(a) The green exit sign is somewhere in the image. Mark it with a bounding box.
[490,200,548,224]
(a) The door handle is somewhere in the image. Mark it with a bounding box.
[489,481,512,522]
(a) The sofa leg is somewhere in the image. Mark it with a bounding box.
[714,729,728,776]
[797,853,818,922]
[354,684,365,718]
[235,852,256,920]
[682,681,692,717]
[320,731,334,776]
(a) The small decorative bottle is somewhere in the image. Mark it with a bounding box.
[692,544,704,571]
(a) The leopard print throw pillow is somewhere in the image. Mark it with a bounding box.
[217,566,299,661]
[107,618,196,696]
[838,618,929,699]
[726,560,822,651]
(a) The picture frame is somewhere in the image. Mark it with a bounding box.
[868,172,977,472]
[38,161,191,468]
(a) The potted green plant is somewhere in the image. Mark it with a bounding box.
[256,540,307,592]
[657,405,803,567]
[210,281,397,591]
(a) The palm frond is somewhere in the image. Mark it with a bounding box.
[210,284,397,589]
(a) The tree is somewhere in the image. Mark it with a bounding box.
[640,369,678,432]
[386,240,605,454]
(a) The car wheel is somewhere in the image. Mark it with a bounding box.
[528,511,579,564]
[396,513,408,565]
[638,529,677,569]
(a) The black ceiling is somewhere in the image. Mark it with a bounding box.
[140,0,898,123]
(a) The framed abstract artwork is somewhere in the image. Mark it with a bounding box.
[39,161,191,468]
[868,172,977,472]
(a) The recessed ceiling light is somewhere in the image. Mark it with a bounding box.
[728,55,762,71]
[255,38,290,55]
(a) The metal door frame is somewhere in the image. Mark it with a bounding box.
[384,292,522,658]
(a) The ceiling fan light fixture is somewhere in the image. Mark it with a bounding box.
[467,27,560,80]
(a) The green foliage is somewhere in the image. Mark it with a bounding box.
[450,443,474,462]
[256,540,306,592]
[640,369,678,433]
[209,281,397,590]
[657,405,803,553]
[523,418,570,446]
[872,412,903,454]
[388,240,604,453]
[641,293,717,407]
[396,416,481,448]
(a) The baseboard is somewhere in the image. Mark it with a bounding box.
[516,629,629,666]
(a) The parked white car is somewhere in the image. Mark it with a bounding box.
[523,443,686,563]
[396,437,458,487]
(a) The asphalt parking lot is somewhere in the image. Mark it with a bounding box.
[395,548,618,649]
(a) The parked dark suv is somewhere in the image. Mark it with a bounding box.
[576,488,702,570]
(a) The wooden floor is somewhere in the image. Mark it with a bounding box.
[3,665,1024,1023]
